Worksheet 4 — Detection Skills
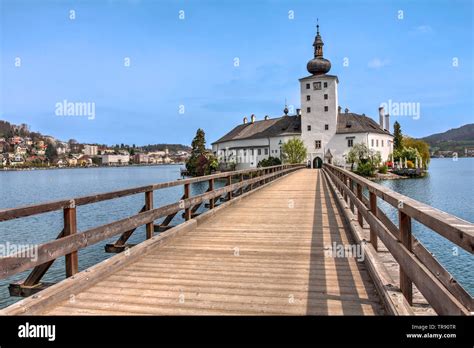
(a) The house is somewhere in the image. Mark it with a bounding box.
[134,153,149,164]
[9,136,23,145]
[101,154,130,165]
[77,155,93,166]
[67,157,78,166]
[83,145,98,156]
[212,25,393,169]
[14,145,28,155]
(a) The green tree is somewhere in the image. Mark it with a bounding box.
[185,128,216,176]
[191,128,206,156]
[393,121,403,151]
[281,138,307,164]
[402,137,430,168]
[45,143,58,162]
[346,143,381,176]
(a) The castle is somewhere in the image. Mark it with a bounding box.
[212,25,393,169]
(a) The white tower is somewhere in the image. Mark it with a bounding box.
[299,24,339,168]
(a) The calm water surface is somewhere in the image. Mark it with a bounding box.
[0,160,472,309]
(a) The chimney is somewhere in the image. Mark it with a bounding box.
[251,114,256,123]
[378,106,384,129]
[243,116,248,124]
[338,106,342,113]
[264,115,269,120]
[385,114,390,132]
[296,108,301,116]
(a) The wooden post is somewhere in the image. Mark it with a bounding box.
[184,183,191,220]
[399,210,413,304]
[145,191,154,239]
[349,178,354,213]
[64,202,78,277]
[239,174,244,195]
[227,175,232,201]
[343,175,348,202]
[356,183,363,227]
[369,191,378,250]
[209,178,215,209]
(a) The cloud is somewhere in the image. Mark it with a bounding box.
[368,58,390,69]
[413,25,434,34]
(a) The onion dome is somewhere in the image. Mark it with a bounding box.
[306,23,331,75]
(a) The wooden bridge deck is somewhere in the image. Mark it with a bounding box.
[43,169,384,315]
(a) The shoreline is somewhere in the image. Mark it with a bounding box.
[0,163,185,172]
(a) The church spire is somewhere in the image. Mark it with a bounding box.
[313,19,324,58]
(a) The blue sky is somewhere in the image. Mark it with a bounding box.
[0,0,472,146]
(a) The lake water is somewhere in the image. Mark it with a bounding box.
[0,160,472,309]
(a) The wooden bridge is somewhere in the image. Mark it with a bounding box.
[0,164,472,315]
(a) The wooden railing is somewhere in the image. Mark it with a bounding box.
[0,164,304,297]
[323,163,473,315]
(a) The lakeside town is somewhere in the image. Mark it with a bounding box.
[0,121,191,169]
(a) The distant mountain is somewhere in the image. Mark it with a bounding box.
[421,124,474,156]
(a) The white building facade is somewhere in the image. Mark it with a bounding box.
[212,25,393,169]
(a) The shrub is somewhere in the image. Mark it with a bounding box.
[258,156,281,168]
[355,162,375,177]
[406,160,414,169]
[378,165,388,174]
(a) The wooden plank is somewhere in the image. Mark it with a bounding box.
[0,165,304,222]
[1,168,297,314]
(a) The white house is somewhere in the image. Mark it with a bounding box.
[212,25,393,169]
[101,154,130,166]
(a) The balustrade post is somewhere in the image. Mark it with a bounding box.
[227,175,232,201]
[356,183,363,227]
[145,190,154,239]
[369,191,378,250]
[64,201,78,277]
[349,178,354,213]
[184,183,191,220]
[209,178,215,209]
[399,210,413,304]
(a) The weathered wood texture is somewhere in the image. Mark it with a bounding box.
[323,164,473,315]
[19,169,384,315]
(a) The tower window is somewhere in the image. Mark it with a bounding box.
[371,139,374,147]
[306,83,310,89]
[307,107,311,113]
[307,125,311,131]
[381,140,384,147]
[348,139,353,147]
[376,139,379,147]
[315,140,321,149]
[324,82,328,88]
[324,94,328,100]
[325,124,329,130]
[324,106,329,112]
[313,82,322,90]
[306,95,311,101]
